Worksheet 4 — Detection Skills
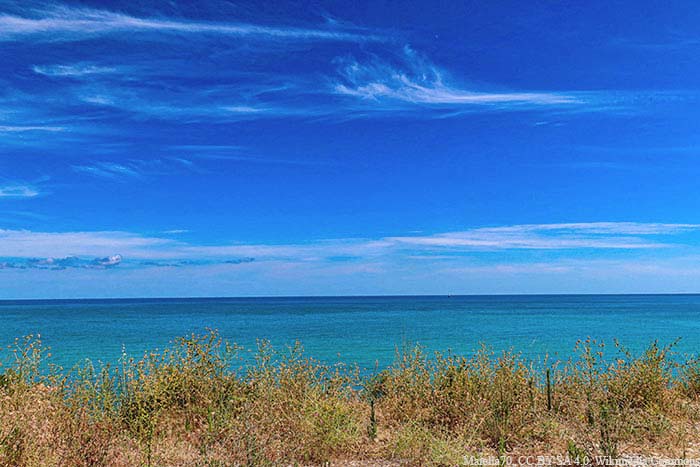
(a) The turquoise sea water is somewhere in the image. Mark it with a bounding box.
[1,295,700,371]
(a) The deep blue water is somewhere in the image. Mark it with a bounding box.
[1,295,700,371]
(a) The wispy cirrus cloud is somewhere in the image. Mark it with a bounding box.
[387,222,700,250]
[0,229,169,259]
[71,89,293,121]
[32,63,118,77]
[73,162,141,180]
[332,46,579,110]
[12,44,584,126]
[478,222,700,235]
[0,125,65,132]
[0,229,255,272]
[0,5,383,43]
[72,158,195,181]
[0,223,697,273]
[0,184,40,198]
[8,52,682,126]
[43,48,579,122]
[20,73,308,121]
[139,257,255,268]
[0,2,685,135]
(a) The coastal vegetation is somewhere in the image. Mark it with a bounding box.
[1,332,699,466]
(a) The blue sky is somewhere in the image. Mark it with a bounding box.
[2,0,700,298]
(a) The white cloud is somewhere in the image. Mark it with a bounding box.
[2,39,584,125]
[221,105,267,114]
[0,125,65,132]
[475,222,700,235]
[60,45,580,121]
[73,162,141,180]
[0,185,40,198]
[0,222,697,267]
[0,254,123,270]
[72,159,197,181]
[2,223,700,295]
[0,229,169,258]
[92,254,122,268]
[0,6,381,42]
[388,235,660,250]
[68,85,305,121]
[33,63,118,77]
[388,222,700,250]
[333,47,578,108]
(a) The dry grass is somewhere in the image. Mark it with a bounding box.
[1,332,699,466]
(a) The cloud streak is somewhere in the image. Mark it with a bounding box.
[73,162,141,180]
[0,254,257,271]
[387,223,700,250]
[0,5,382,43]
[0,125,65,132]
[33,63,118,77]
[72,158,196,181]
[0,185,40,198]
[333,47,578,110]
[9,44,583,126]
[0,2,684,135]
[40,47,579,122]
[476,222,700,235]
[139,258,255,268]
[0,254,122,270]
[0,222,697,268]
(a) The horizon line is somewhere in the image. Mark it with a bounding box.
[2,292,700,302]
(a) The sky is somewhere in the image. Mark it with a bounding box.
[2,0,700,298]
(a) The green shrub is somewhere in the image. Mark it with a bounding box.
[0,332,697,465]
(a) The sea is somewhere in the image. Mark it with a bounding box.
[1,295,700,371]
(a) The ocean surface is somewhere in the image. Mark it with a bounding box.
[1,295,700,371]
